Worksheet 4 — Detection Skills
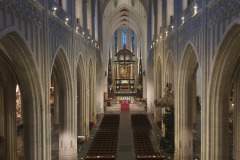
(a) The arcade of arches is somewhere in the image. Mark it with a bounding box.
[0,0,240,160]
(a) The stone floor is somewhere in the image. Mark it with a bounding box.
[0,127,24,160]
[117,111,135,160]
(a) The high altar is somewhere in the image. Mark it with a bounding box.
[107,48,143,102]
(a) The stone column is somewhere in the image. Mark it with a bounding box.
[77,81,84,136]
[130,64,133,79]
[5,81,17,160]
[192,73,197,124]
[58,88,77,160]
[85,87,90,138]
[87,0,92,36]
[53,74,59,124]
[117,64,120,79]
[0,84,4,137]
[233,73,240,159]
[83,0,88,31]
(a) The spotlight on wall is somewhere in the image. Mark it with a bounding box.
[171,25,174,29]
[182,16,185,24]
[194,4,198,15]
[166,31,168,37]
[65,17,69,25]
[52,6,57,16]
[53,6,57,11]
[82,32,85,35]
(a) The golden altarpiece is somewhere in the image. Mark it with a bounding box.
[108,48,142,102]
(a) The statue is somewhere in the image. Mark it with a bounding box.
[154,83,174,108]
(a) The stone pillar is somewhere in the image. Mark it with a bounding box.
[83,0,88,31]
[0,84,4,137]
[89,81,94,123]
[192,73,197,124]
[233,74,240,159]
[53,75,59,124]
[75,0,83,26]
[93,75,97,124]
[130,64,133,79]
[85,87,90,137]
[87,0,92,36]
[117,65,120,79]
[77,81,85,136]
[5,81,17,160]
[58,89,77,160]
[82,89,87,137]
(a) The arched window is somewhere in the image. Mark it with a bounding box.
[122,27,126,48]
[115,31,117,54]
[132,31,134,52]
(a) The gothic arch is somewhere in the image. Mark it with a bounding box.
[156,56,162,99]
[51,45,68,70]
[0,31,43,160]
[88,58,95,126]
[101,0,148,18]
[177,43,201,160]
[51,47,75,159]
[181,41,201,69]
[76,54,87,139]
[207,23,240,160]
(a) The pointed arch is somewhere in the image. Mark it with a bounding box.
[51,47,74,159]
[76,54,87,138]
[207,23,240,160]
[88,58,95,125]
[0,31,43,159]
[177,42,201,159]
[51,46,69,73]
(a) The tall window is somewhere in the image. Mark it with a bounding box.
[122,27,126,48]
[188,0,194,6]
[132,31,134,52]
[54,0,62,6]
[115,31,117,54]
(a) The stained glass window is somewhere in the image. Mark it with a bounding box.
[132,31,134,52]
[115,31,117,54]
[122,27,126,48]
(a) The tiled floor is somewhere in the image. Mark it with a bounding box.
[117,111,135,160]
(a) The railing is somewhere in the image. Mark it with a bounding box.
[48,0,71,26]
[179,0,202,26]
[150,0,203,49]
[75,23,99,49]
